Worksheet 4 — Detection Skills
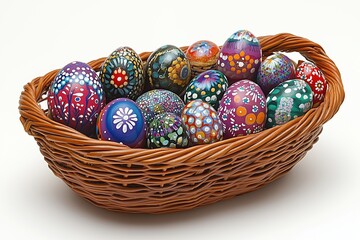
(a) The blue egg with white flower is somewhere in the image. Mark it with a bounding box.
[96,98,146,148]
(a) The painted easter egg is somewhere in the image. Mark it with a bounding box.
[147,112,189,149]
[217,30,262,84]
[145,45,191,95]
[185,40,220,77]
[97,98,146,148]
[184,70,228,110]
[218,80,267,138]
[47,61,105,136]
[181,100,223,145]
[257,53,296,95]
[296,61,327,107]
[136,89,185,126]
[266,79,313,128]
[100,47,144,101]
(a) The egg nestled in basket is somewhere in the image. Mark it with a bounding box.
[136,89,185,126]
[182,100,223,145]
[100,47,145,101]
[266,79,313,128]
[47,61,106,137]
[184,70,228,110]
[147,112,189,149]
[145,45,191,95]
[218,80,267,138]
[96,98,146,148]
[296,61,327,107]
[257,52,296,95]
[185,40,220,78]
[217,30,262,84]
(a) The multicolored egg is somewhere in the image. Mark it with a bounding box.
[96,98,146,148]
[136,89,185,125]
[47,61,105,137]
[100,47,144,101]
[266,79,313,128]
[145,45,191,95]
[217,30,262,84]
[185,40,220,78]
[257,53,295,95]
[147,113,189,149]
[181,100,223,145]
[296,61,327,107]
[184,70,228,109]
[218,80,267,138]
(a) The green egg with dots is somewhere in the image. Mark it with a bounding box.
[266,79,313,128]
[184,70,228,110]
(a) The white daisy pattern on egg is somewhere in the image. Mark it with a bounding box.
[113,107,138,133]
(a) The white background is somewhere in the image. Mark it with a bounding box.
[1,0,359,239]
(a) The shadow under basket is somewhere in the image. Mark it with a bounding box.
[19,33,345,214]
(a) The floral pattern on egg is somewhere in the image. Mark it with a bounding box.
[97,98,146,148]
[296,61,327,107]
[218,80,267,138]
[184,70,228,110]
[266,79,313,128]
[100,47,144,101]
[182,100,223,145]
[145,45,191,95]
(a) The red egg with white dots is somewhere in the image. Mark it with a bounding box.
[296,61,327,107]
[47,61,106,136]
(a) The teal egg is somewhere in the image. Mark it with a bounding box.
[147,113,189,148]
[184,70,228,110]
[266,79,313,128]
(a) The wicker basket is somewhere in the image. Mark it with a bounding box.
[19,33,344,214]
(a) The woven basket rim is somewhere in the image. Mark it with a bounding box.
[19,33,345,165]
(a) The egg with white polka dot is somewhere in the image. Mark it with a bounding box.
[184,70,228,110]
[47,61,106,137]
[266,79,313,128]
[181,100,223,145]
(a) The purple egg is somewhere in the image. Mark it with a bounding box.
[218,80,267,138]
[97,98,146,148]
[217,30,262,85]
[47,61,105,137]
[256,53,296,95]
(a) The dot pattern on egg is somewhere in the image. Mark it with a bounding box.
[182,100,223,145]
[100,47,144,101]
[217,30,262,84]
[145,45,191,95]
[296,61,327,108]
[136,89,185,126]
[184,70,228,110]
[48,61,105,136]
[266,79,313,128]
[147,112,189,149]
[256,53,296,95]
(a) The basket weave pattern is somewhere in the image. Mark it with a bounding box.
[19,33,344,214]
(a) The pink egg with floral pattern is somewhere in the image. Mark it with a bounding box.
[218,80,267,138]
[47,61,106,137]
[296,61,327,107]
